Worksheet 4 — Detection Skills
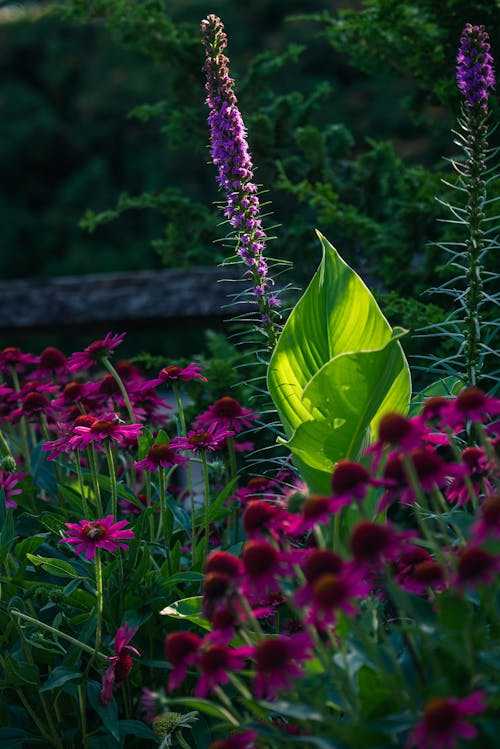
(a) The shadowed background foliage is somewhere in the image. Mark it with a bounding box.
[0,0,498,365]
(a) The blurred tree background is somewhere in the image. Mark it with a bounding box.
[0,0,498,363]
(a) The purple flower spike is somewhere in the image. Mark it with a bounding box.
[201,15,280,346]
[457,24,495,111]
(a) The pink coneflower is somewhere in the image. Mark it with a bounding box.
[60,516,134,560]
[455,545,500,587]
[71,416,142,450]
[308,568,370,627]
[9,388,57,423]
[441,388,500,432]
[165,631,203,691]
[67,332,126,372]
[407,691,487,749]
[195,396,257,434]
[241,539,295,595]
[392,546,441,597]
[243,500,290,539]
[288,494,341,536]
[170,422,235,453]
[234,475,279,505]
[254,632,312,699]
[51,380,100,413]
[134,442,188,472]
[101,622,141,705]
[295,549,344,607]
[194,639,252,697]
[445,446,492,506]
[471,495,500,543]
[0,346,38,372]
[208,730,258,749]
[0,469,26,509]
[42,414,98,459]
[155,363,208,384]
[378,449,464,512]
[30,347,68,380]
[350,520,416,570]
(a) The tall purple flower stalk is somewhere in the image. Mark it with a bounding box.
[453,24,497,387]
[200,14,280,349]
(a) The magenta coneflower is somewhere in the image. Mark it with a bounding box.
[71,416,142,450]
[445,446,491,506]
[60,515,135,560]
[101,622,141,705]
[397,558,446,597]
[441,388,500,432]
[294,549,344,607]
[155,363,208,384]
[67,332,126,372]
[308,568,370,628]
[407,691,487,749]
[134,442,188,472]
[350,520,416,570]
[0,346,38,373]
[288,494,341,536]
[471,495,500,543]
[208,730,258,749]
[170,422,235,453]
[242,500,290,539]
[455,545,500,588]
[0,469,26,509]
[165,631,202,691]
[195,396,257,434]
[30,347,68,380]
[241,539,295,595]
[254,632,312,699]
[194,640,252,697]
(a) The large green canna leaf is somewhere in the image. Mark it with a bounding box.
[268,232,411,493]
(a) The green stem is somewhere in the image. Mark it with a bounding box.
[74,451,90,517]
[102,357,136,423]
[9,609,107,660]
[104,439,117,517]
[86,446,104,517]
[78,683,89,749]
[172,383,196,560]
[201,451,210,561]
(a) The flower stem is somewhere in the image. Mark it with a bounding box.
[102,357,136,423]
[104,439,118,518]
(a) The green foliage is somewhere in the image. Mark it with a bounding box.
[301,0,500,116]
[268,232,411,493]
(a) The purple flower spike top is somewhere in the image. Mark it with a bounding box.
[201,14,280,346]
[457,24,495,111]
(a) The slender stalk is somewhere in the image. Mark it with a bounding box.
[102,357,136,423]
[104,439,117,517]
[172,382,196,558]
[86,446,103,517]
[74,450,90,517]
[200,450,211,561]
[9,609,107,660]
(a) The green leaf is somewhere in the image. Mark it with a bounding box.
[30,443,57,497]
[87,680,119,741]
[259,699,323,721]
[2,656,39,686]
[0,729,45,748]
[26,554,82,579]
[160,596,210,630]
[40,665,82,692]
[268,232,411,493]
[166,697,237,725]
[118,721,157,740]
